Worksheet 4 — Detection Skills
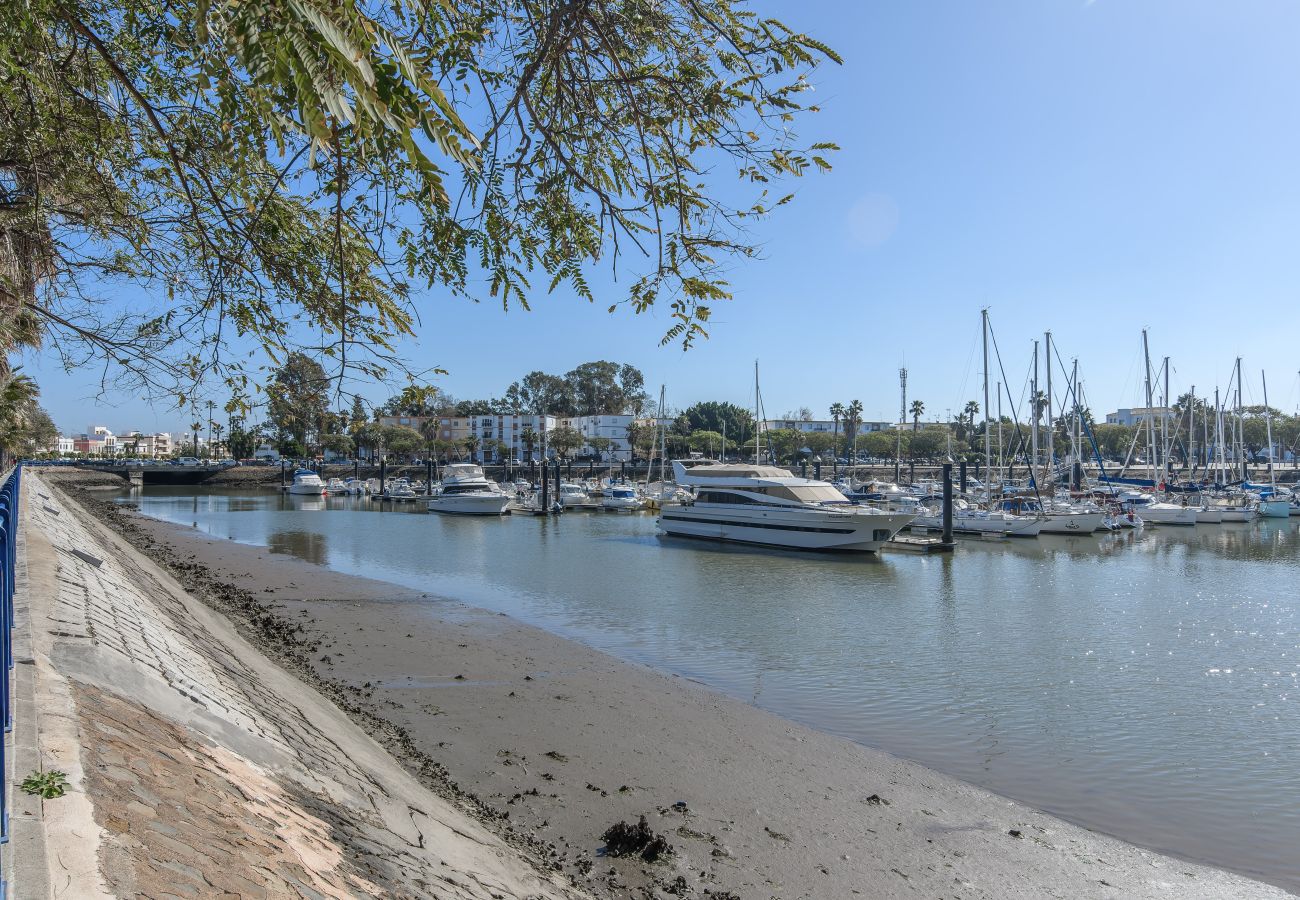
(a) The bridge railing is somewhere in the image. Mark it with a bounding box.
[0,464,19,893]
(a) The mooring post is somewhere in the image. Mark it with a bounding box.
[353,459,359,479]
[426,458,433,494]
[280,460,286,489]
[800,460,808,478]
[942,462,954,546]
[379,458,387,497]
[959,460,968,495]
[813,460,820,480]
[540,458,549,511]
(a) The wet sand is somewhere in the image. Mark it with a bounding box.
[50,474,1293,899]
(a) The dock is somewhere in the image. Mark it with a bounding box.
[884,534,955,553]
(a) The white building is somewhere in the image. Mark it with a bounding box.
[570,414,638,460]
[1105,407,1174,427]
[762,419,893,435]
[56,436,75,455]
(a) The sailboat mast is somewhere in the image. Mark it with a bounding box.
[996,382,1003,480]
[1161,357,1170,476]
[1141,329,1157,486]
[658,384,666,485]
[1188,384,1196,473]
[1263,370,1277,489]
[1215,387,1226,483]
[753,360,760,465]
[982,310,991,498]
[1031,340,1039,483]
[1044,330,1054,481]
[1072,359,1080,477]
[1234,358,1244,479]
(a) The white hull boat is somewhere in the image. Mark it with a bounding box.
[427,464,510,515]
[1038,511,1106,534]
[1141,503,1199,526]
[288,470,326,495]
[1194,507,1224,524]
[1258,498,1291,519]
[660,461,913,552]
[601,487,644,511]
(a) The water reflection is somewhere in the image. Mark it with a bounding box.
[125,487,1300,892]
[267,529,329,565]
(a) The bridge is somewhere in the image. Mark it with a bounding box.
[79,463,225,485]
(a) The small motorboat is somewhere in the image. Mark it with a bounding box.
[601,486,644,512]
[287,469,326,495]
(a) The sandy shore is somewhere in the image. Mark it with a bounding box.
[47,472,1293,899]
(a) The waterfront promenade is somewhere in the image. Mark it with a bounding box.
[7,472,583,898]
[5,470,1294,898]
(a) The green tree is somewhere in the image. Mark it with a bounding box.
[354,423,385,463]
[226,421,260,460]
[2,0,837,403]
[547,425,583,460]
[843,399,864,455]
[519,426,539,460]
[268,353,329,451]
[910,427,946,461]
[829,402,845,452]
[465,433,485,461]
[625,421,657,461]
[349,394,368,428]
[587,436,614,460]
[382,425,423,460]
[686,430,724,455]
[503,373,574,416]
[379,385,442,417]
[319,433,355,459]
[678,402,755,447]
[563,362,648,416]
[764,428,801,463]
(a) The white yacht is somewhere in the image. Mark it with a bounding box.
[287,469,326,495]
[427,464,511,515]
[325,477,349,494]
[601,485,644,512]
[658,462,914,552]
[1140,501,1200,526]
[556,482,598,509]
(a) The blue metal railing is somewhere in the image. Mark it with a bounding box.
[0,463,20,849]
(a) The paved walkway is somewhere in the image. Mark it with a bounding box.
[12,474,585,898]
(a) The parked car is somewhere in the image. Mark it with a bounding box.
[176,456,201,466]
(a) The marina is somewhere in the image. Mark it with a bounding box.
[130,484,1300,892]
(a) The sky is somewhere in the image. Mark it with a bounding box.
[25,0,1300,435]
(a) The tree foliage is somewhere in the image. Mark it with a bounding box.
[1,0,838,414]
[267,352,329,449]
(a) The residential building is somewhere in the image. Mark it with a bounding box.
[762,418,892,435]
[1105,407,1174,427]
[55,436,75,455]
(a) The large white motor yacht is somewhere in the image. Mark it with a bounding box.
[658,461,914,552]
[427,464,511,515]
[287,469,326,495]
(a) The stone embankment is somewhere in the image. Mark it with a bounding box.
[10,472,587,898]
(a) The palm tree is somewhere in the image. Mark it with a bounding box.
[463,433,480,462]
[829,402,845,454]
[910,400,925,433]
[520,426,538,461]
[844,399,864,456]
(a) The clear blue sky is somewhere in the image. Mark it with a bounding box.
[27,0,1300,435]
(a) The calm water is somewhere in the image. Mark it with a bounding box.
[133,489,1300,891]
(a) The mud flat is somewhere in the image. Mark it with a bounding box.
[38,470,1295,899]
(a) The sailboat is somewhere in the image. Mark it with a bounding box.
[1257,370,1291,518]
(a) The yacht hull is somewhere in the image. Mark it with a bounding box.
[427,494,510,515]
[910,513,1006,536]
[1259,499,1291,519]
[1039,512,1106,534]
[1142,504,1199,526]
[658,506,913,552]
[1195,508,1224,524]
